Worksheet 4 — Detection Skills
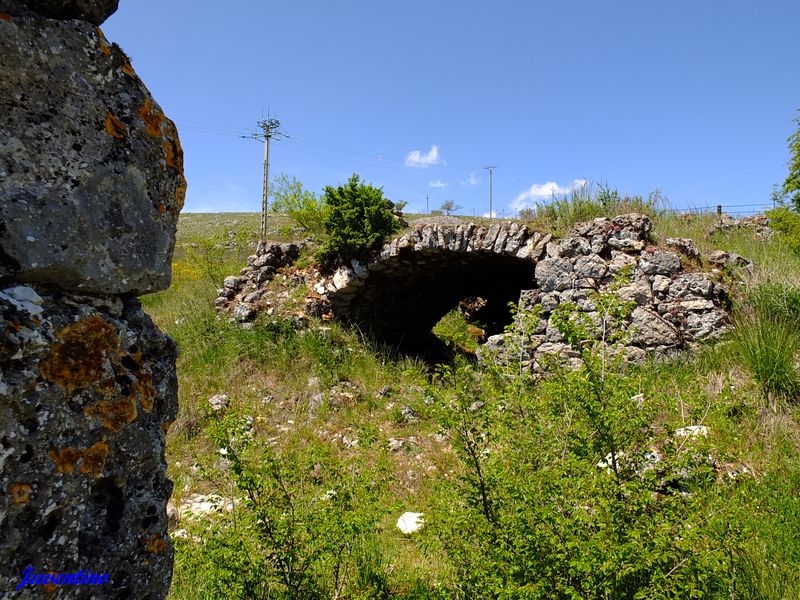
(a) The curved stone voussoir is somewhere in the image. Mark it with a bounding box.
[0,285,177,597]
[0,16,186,294]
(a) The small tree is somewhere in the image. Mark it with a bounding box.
[440,199,462,216]
[271,174,328,235]
[317,174,400,270]
[782,111,800,211]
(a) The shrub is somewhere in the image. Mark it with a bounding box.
[781,111,800,211]
[428,283,739,598]
[271,174,328,235]
[317,174,400,270]
[766,206,800,255]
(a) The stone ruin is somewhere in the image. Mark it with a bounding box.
[1,1,182,597]
[218,214,734,366]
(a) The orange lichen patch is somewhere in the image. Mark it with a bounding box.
[173,176,187,211]
[49,441,109,477]
[79,440,109,476]
[40,315,119,395]
[138,376,156,412]
[121,62,135,76]
[99,41,111,57]
[104,112,127,140]
[9,483,32,505]
[144,534,167,554]
[139,99,165,138]
[0,12,12,21]
[48,448,83,474]
[161,420,173,434]
[84,395,138,432]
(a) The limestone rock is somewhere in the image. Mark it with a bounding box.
[630,306,680,347]
[4,0,119,25]
[0,14,186,294]
[0,287,177,597]
[639,250,682,276]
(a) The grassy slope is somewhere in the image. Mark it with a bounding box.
[150,211,800,598]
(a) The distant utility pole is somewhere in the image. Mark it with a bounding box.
[243,116,285,239]
[426,194,430,215]
[484,165,496,219]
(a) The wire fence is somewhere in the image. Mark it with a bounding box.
[657,203,776,218]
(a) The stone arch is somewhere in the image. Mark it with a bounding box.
[323,222,551,359]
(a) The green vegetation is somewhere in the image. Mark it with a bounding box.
[271,174,328,235]
[781,111,800,211]
[153,188,800,597]
[518,183,662,235]
[316,174,401,270]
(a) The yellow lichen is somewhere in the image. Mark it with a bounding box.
[48,448,83,474]
[121,62,135,76]
[84,396,138,432]
[39,316,119,395]
[139,99,164,138]
[48,440,109,477]
[99,40,111,57]
[79,440,109,476]
[9,483,32,505]
[104,112,127,140]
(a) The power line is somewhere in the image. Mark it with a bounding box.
[242,117,286,238]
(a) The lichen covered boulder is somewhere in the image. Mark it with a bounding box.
[0,0,119,25]
[0,285,178,597]
[0,8,186,294]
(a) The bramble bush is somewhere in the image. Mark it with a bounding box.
[317,174,400,271]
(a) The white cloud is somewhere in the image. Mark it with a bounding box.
[511,179,588,211]
[428,180,447,189]
[405,145,443,168]
[461,171,481,186]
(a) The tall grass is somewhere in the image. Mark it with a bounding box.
[520,183,663,234]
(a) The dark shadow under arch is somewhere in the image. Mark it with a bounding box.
[330,249,537,362]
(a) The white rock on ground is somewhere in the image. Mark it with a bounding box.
[396,512,425,534]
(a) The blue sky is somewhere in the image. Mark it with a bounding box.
[104,1,800,216]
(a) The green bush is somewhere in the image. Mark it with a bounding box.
[766,206,800,255]
[428,284,739,598]
[271,174,328,235]
[173,413,390,599]
[781,111,800,211]
[317,174,400,271]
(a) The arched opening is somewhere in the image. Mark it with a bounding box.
[329,248,537,362]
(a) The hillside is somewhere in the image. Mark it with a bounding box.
[147,203,800,599]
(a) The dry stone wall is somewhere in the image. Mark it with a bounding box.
[1,1,180,597]
[219,214,733,367]
[485,214,730,370]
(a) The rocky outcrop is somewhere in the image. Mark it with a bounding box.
[0,3,186,295]
[484,214,730,371]
[0,286,177,596]
[0,1,180,597]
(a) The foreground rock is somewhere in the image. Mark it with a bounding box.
[0,287,177,595]
[1,2,181,596]
[0,5,186,295]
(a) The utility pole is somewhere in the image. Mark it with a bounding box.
[426,194,429,215]
[484,165,496,219]
[243,117,284,239]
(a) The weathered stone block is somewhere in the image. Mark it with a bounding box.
[0,286,177,597]
[0,14,186,294]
